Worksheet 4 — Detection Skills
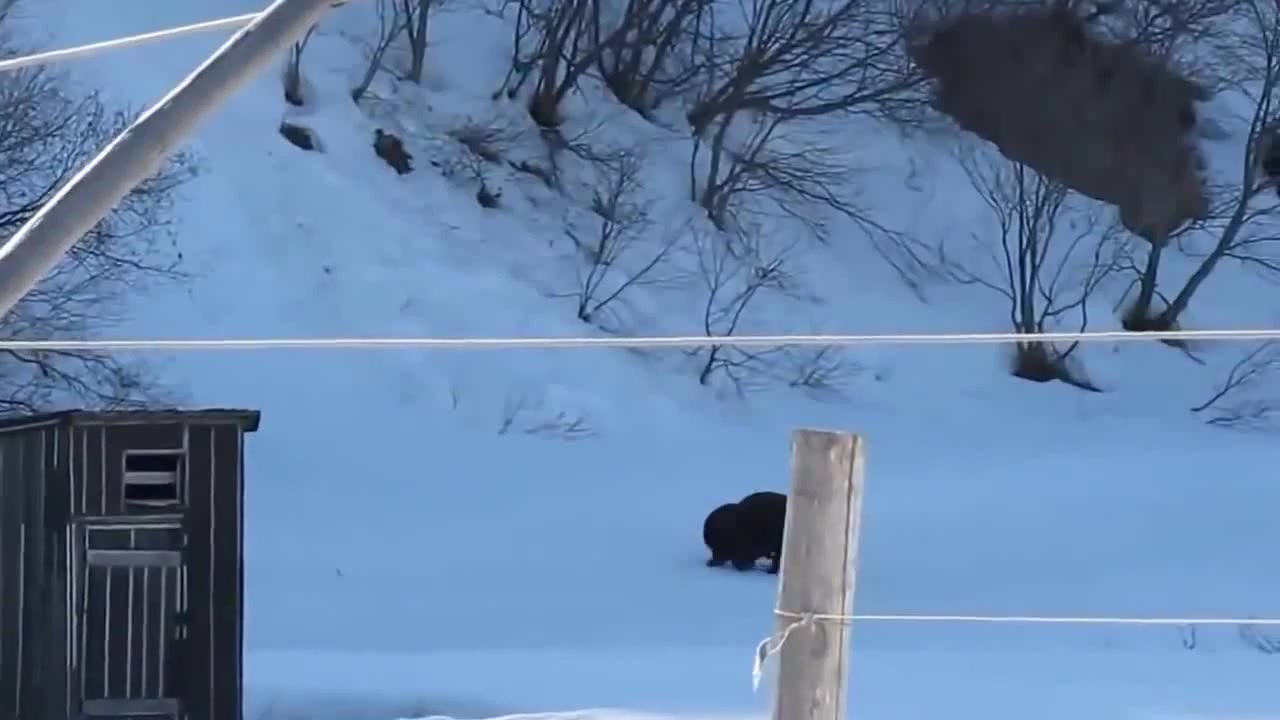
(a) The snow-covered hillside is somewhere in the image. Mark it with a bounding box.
[20,0,1280,718]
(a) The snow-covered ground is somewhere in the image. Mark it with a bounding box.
[21,0,1280,717]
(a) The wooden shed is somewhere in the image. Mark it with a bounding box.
[0,408,261,720]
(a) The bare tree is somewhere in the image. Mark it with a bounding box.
[552,150,680,327]
[1119,0,1280,331]
[496,0,712,127]
[1190,341,1280,430]
[593,0,711,114]
[938,146,1120,388]
[688,111,914,272]
[496,0,608,128]
[0,62,194,414]
[351,0,407,103]
[1092,0,1240,60]
[283,24,319,106]
[684,0,924,137]
[401,0,442,83]
[685,228,851,397]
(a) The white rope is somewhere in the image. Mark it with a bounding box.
[750,610,1280,691]
[1,327,1279,351]
[0,13,263,73]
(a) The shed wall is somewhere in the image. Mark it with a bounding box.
[0,423,60,720]
[1,415,250,720]
[183,422,246,720]
[70,422,186,519]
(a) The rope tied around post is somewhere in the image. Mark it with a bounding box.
[752,610,853,692]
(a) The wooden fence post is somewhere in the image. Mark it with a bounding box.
[771,429,866,720]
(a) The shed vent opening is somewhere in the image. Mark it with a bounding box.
[124,452,183,505]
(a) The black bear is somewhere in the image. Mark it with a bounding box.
[701,491,787,574]
[702,502,747,569]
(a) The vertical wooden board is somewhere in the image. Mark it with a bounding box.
[184,423,214,720]
[136,565,156,700]
[72,426,88,517]
[81,426,107,517]
[42,425,66,527]
[211,424,244,720]
[0,436,15,720]
[106,566,133,701]
[81,564,108,701]
[45,529,70,720]
[18,429,44,720]
[158,565,178,702]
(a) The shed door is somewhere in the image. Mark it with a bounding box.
[78,526,187,719]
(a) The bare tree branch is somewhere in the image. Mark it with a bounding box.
[594,0,713,114]
[283,23,318,106]
[936,144,1120,389]
[0,56,194,414]
[1124,0,1280,331]
[682,227,847,398]
[685,0,926,137]
[401,0,443,83]
[1191,341,1280,431]
[351,0,407,103]
[554,149,681,328]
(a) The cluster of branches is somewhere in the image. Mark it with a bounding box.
[488,0,924,400]
[0,33,194,414]
[1069,0,1280,335]
[934,145,1123,390]
[495,0,928,277]
[1191,341,1280,430]
[914,0,1280,410]
[680,228,859,399]
[551,148,680,329]
[286,0,446,105]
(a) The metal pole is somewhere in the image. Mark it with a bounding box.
[0,0,339,319]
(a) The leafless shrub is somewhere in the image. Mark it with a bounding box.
[781,346,862,401]
[0,62,195,414]
[509,158,558,189]
[1123,0,1280,333]
[438,136,482,177]
[1238,623,1280,654]
[1092,0,1240,62]
[496,0,597,127]
[593,0,711,114]
[550,150,680,327]
[937,145,1121,390]
[401,0,442,83]
[351,0,407,104]
[688,112,926,288]
[439,120,521,198]
[446,117,523,163]
[685,228,821,396]
[1190,341,1280,430]
[497,387,594,440]
[496,0,715,127]
[283,24,318,106]
[685,0,924,137]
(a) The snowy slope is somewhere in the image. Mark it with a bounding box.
[24,1,1280,718]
